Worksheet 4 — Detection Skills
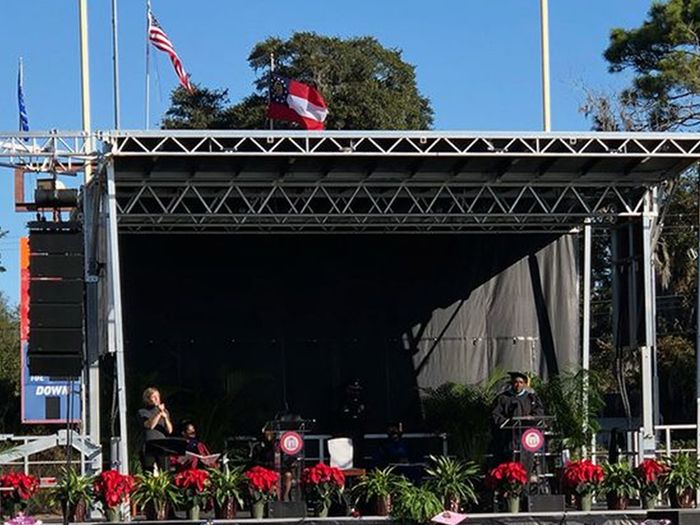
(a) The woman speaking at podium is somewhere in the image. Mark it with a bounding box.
[137,387,174,472]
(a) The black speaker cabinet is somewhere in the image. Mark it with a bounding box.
[29,280,83,304]
[28,354,82,378]
[526,494,565,512]
[266,501,307,519]
[29,303,83,329]
[29,328,83,353]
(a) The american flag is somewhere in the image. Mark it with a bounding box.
[148,10,194,93]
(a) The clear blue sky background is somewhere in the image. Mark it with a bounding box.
[0,0,653,305]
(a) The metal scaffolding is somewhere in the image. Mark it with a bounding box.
[5,129,700,468]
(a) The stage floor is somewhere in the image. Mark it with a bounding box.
[59,510,655,525]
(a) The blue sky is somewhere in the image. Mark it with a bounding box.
[0,0,653,304]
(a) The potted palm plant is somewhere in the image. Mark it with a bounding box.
[391,483,444,524]
[664,454,700,508]
[600,462,637,510]
[209,465,246,519]
[132,469,180,520]
[50,468,92,522]
[352,466,403,516]
[424,455,479,511]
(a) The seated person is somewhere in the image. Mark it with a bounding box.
[374,424,409,467]
[172,420,217,470]
[250,430,294,501]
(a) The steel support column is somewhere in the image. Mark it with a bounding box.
[582,219,592,458]
[83,181,102,474]
[640,188,657,458]
[106,162,129,476]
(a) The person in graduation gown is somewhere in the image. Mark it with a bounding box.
[491,371,545,464]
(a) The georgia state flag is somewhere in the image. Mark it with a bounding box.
[267,75,328,130]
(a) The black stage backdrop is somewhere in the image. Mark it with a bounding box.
[120,234,579,438]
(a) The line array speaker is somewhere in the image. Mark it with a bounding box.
[27,221,85,378]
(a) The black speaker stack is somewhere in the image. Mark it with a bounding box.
[27,221,84,378]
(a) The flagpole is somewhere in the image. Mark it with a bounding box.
[145,0,151,129]
[111,0,121,129]
[269,53,275,130]
[539,0,552,131]
[78,0,93,183]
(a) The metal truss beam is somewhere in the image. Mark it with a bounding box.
[102,130,700,158]
[114,179,648,233]
[0,132,94,173]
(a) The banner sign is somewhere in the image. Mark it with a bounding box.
[20,238,81,423]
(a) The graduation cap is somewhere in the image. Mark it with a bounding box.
[508,371,529,381]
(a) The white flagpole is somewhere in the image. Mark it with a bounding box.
[145,0,152,129]
[539,0,552,131]
[78,0,93,182]
[111,0,121,129]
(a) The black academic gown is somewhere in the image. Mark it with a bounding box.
[491,388,544,464]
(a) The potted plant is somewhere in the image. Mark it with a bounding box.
[0,472,39,518]
[486,461,528,513]
[174,467,210,520]
[132,469,180,521]
[352,466,403,516]
[664,454,700,508]
[209,465,246,519]
[635,458,666,510]
[50,468,93,522]
[301,462,345,517]
[391,483,444,524]
[94,469,136,522]
[244,466,279,519]
[562,459,604,511]
[424,455,479,511]
[600,462,637,510]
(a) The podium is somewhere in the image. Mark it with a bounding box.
[262,416,314,503]
[500,415,555,493]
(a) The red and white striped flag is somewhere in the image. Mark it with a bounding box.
[148,9,194,93]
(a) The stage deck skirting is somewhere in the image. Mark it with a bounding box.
[59,510,657,525]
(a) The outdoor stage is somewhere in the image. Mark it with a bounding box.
[3,130,700,472]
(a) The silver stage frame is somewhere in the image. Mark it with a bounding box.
[3,130,700,472]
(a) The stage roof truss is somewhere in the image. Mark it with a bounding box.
[2,130,699,232]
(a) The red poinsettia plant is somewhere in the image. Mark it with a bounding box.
[245,466,279,503]
[174,468,210,507]
[486,462,529,497]
[0,472,39,505]
[635,458,667,498]
[562,460,604,495]
[93,470,135,509]
[301,462,345,507]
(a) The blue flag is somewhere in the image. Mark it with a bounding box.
[18,59,29,132]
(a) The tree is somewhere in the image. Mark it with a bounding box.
[581,0,700,423]
[163,32,433,130]
[583,0,700,131]
[0,291,20,432]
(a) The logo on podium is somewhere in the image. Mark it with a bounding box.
[521,428,545,452]
[280,431,303,455]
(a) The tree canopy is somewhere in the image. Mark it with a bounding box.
[581,0,700,424]
[583,0,700,130]
[163,32,433,130]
